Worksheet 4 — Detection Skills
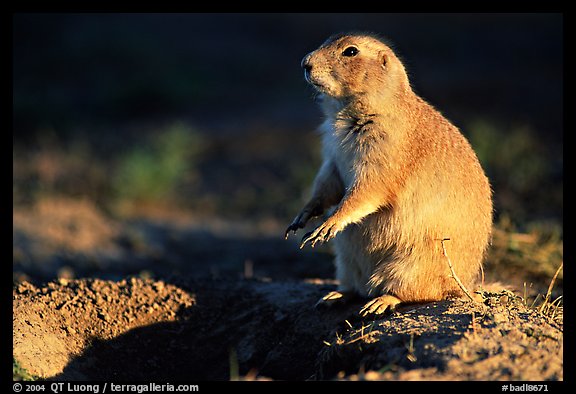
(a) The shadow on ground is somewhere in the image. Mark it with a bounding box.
[51,279,349,380]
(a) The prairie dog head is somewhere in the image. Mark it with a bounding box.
[301,33,410,102]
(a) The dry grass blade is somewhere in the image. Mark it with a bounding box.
[440,238,474,302]
[548,296,563,321]
[345,330,383,345]
[471,311,477,336]
[545,262,563,301]
[530,294,542,309]
[539,262,563,315]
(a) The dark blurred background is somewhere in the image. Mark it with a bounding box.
[13,13,563,287]
[13,13,563,222]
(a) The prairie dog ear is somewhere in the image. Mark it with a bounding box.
[379,50,388,69]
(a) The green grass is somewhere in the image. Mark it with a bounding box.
[487,215,563,291]
[112,123,204,206]
[466,119,562,223]
[13,358,38,381]
[468,119,551,193]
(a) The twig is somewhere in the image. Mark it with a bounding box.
[440,238,474,302]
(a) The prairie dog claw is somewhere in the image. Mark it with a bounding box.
[359,295,402,317]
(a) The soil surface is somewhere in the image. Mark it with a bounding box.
[13,278,563,381]
[13,199,563,380]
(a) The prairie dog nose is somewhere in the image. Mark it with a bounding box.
[301,52,313,72]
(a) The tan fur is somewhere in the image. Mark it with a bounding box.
[287,33,493,312]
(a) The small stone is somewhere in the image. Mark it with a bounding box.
[493,311,508,324]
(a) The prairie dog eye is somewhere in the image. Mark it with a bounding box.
[342,46,359,57]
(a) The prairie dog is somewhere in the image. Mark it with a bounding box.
[286,33,493,315]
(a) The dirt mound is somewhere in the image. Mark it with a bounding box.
[13,198,126,281]
[318,292,563,380]
[13,278,562,381]
[14,198,120,253]
[13,278,194,379]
